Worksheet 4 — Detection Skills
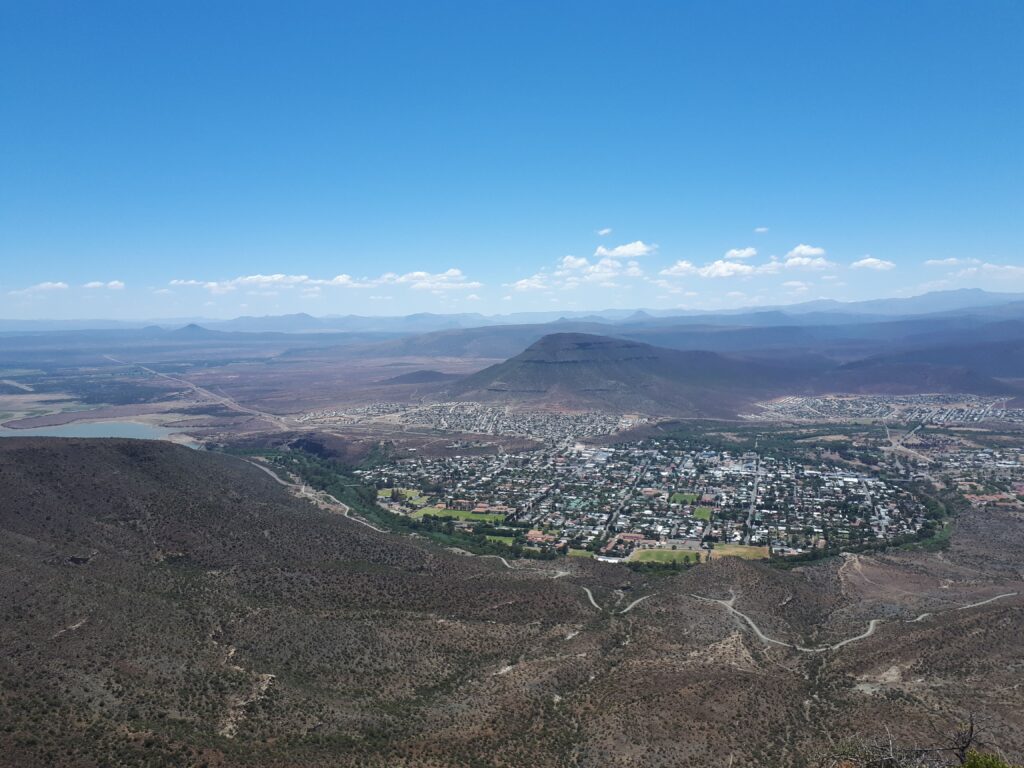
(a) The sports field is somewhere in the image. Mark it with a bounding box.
[414,507,507,523]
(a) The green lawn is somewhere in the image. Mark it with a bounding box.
[670,492,698,504]
[692,506,714,521]
[414,507,507,523]
[629,548,699,563]
[379,487,428,505]
[567,548,594,558]
[485,535,515,545]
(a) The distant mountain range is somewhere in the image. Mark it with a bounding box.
[442,332,1021,416]
[5,288,1024,335]
[3,288,1024,415]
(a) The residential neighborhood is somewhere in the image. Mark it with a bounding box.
[356,439,929,562]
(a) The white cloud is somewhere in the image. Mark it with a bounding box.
[782,280,810,292]
[754,227,769,233]
[510,275,547,292]
[596,227,613,236]
[551,254,645,286]
[786,244,826,259]
[784,255,832,270]
[9,281,69,295]
[170,268,482,295]
[153,288,174,295]
[724,247,757,260]
[593,240,656,258]
[699,260,755,278]
[659,259,755,278]
[387,268,482,291]
[659,260,698,277]
[850,256,895,271]
[466,293,481,301]
[84,280,125,289]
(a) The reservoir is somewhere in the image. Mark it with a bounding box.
[0,420,183,441]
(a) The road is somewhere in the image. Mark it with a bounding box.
[242,457,388,532]
[618,594,654,614]
[882,419,934,473]
[581,587,602,611]
[579,588,655,614]
[604,458,651,535]
[691,591,882,653]
[105,355,291,429]
[742,452,760,544]
[692,588,1019,653]
[956,592,1018,610]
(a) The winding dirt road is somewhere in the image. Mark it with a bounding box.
[692,588,1019,654]
[581,587,603,611]
[619,595,655,614]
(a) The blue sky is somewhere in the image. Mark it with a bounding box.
[2,0,1021,319]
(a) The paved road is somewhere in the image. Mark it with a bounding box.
[604,458,651,535]
[743,453,760,544]
[106,355,291,429]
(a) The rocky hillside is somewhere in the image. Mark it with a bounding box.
[2,438,1022,767]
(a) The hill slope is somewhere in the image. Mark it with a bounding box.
[444,333,821,416]
[443,333,1017,416]
[2,439,1023,765]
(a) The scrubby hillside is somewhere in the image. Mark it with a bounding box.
[442,333,1016,416]
[2,438,1022,767]
[444,333,810,415]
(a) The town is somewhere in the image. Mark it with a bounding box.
[355,439,930,563]
[297,401,646,440]
[748,393,1023,424]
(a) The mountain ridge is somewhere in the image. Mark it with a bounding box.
[443,332,1019,415]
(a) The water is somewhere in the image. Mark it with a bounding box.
[0,420,182,441]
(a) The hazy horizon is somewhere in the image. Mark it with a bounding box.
[2,286,1023,326]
